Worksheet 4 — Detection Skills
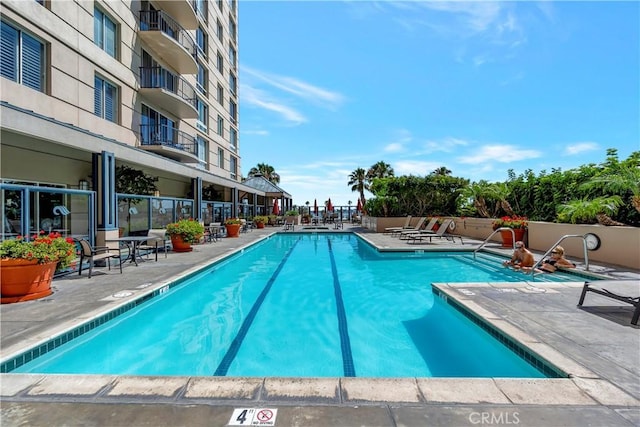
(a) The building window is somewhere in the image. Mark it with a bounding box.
[216,51,223,74]
[217,115,224,137]
[196,97,208,132]
[218,147,224,169]
[94,75,118,122]
[230,155,237,180]
[228,44,236,69]
[229,72,236,95]
[217,84,224,106]
[0,21,45,92]
[195,0,207,22]
[218,0,223,11]
[196,27,207,59]
[230,128,237,152]
[229,15,236,42]
[94,8,117,58]
[197,136,207,166]
[196,62,207,95]
[216,19,223,43]
[229,99,237,124]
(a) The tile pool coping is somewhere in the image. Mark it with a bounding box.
[1,230,638,410]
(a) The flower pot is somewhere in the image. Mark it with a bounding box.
[1,259,56,303]
[256,222,265,229]
[499,228,526,248]
[225,223,241,237]
[170,235,193,252]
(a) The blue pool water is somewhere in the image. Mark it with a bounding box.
[13,234,563,378]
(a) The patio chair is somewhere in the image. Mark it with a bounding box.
[407,219,463,244]
[138,229,170,261]
[397,217,438,239]
[77,239,122,278]
[384,215,412,234]
[578,280,640,325]
[283,219,295,231]
[396,217,428,239]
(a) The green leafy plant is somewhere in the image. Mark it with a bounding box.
[224,217,242,225]
[492,216,528,230]
[253,215,269,225]
[165,219,205,243]
[0,232,76,269]
[285,210,299,216]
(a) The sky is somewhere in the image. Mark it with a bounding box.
[237,1,639,207]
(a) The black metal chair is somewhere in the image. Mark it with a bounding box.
[77,239,122,278]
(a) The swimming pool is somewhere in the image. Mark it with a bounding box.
[8,233,567,378]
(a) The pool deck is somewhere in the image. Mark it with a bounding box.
[1,224,639,426]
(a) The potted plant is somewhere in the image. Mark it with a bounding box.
[224,217,242,237]
[492,216,528,247]
[284,209,301,225]
[253,216,269,229]
[166,219,205,252]
[0,232,76,303]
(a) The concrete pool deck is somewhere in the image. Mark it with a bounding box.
[1,224,639,426]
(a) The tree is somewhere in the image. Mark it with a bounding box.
[248,163,280,184]
[580,149,640,214]
[557,196,625,225]
[432,166,452,176]
[348,167,368,206]
[460,181,494,218]
[367,161,395,180]
[115,165,158,196]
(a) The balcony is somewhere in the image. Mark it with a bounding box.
[138,10,197,74]
[139,66,198,119]
[139,124,199,162]
[156,0,197,30]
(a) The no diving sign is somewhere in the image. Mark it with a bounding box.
[229,408,278,426]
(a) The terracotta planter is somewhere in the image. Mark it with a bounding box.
[256,222,265,229]
[1,259,56,303]
[499,228,526,248]
[170,235,193,252]
[225,223,241,237]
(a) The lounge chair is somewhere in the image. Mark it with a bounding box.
[406,219,463,244]
[283,219,295,231]
[397,217,428,239]
[578,280,640,325]
[385,215,412,234]
[78,239,123,278]
[397,217,438,239]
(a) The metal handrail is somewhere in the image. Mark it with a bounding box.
[473,227,516,259]
[527,234,590,275]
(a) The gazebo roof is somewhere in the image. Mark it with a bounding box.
[242,174,291,198]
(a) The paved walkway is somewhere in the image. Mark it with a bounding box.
[1,224,639,427]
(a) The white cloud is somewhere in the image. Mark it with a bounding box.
[457,144,542,164]
[241,84,307,125]
[394,160,445,176]
[241,129,269,136]
[565,142,599,155]
[384,142,404,153]
[242,66,346,110]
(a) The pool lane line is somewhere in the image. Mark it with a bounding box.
[213,237,301,376]
[327,239,356,377]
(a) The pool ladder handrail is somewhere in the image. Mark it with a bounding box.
[473,227,517,259]
[526,234,591,275]
[473,230,591,272]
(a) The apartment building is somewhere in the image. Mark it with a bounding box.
[0,0,280,242]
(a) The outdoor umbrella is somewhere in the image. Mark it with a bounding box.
[272,199,280,215]
[327,198,333,212]
[356,198,362,212]
[313,199,318,215]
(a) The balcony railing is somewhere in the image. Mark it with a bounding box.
[139,66,197,116]
[139,10,197,61]
[139,123,198,158]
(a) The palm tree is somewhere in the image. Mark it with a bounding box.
[581,165,640,214]
[460,181,494,218]
[432,166,452,176]
[247,163,280,184]
[348,167,368,205]
[557,196,625,225]
[367,161,395,181]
